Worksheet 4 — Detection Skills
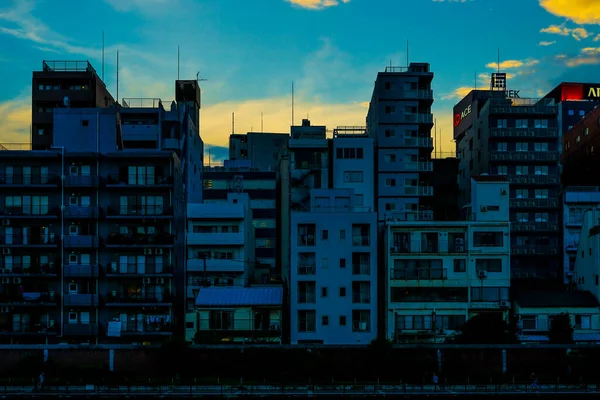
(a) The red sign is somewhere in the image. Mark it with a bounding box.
[454,104,472,127]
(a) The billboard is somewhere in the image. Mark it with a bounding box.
[453,91,477,140]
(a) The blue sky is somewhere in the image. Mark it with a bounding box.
[0,0,598,159]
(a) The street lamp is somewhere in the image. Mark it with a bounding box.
[50,146,65,337]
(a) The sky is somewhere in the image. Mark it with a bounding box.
[0,0,599,162]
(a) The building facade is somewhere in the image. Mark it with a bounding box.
[229,132,289,172]
[366,63,435,222]
[384,176,511,343]
[454,83,560,282]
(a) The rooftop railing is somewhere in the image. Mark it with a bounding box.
[122,98,163,108]
[42,60,96,73]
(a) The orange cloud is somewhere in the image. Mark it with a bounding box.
[286,0,350,9]
[540,24,591,40]
[486,59,539,70]
[563,47,600,67]
[539,0,600,25]
[539,40,557,46]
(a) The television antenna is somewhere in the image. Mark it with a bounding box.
[196,71,208,82]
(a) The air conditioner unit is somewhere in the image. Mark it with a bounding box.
[522,273,529,278]
[13,278,21,284]
[155,249,164,255]
[500,301,509,308]
[480,206,488,212]
[478,270,487,278]
[156,278,165,284]
[0,307,9,313]
[270,322,280,331]
[69,225,78,235]
[144,249,152,255]
[142,278,151,284]
[455,245,465,252]
[500,189,508,195]
[110,262,118,273]
[1,278,10,284]
[2,249,10,255]
[1,219,10,226]
[69,166,79,175]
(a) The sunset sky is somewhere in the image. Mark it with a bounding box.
[0,0,598,161]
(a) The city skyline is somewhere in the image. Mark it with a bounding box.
[0,0,597,161]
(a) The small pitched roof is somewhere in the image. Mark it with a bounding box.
[471,175,509,183]
[514,290,599,308]
[195,287,283,307]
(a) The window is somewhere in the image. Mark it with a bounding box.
[385,178,396,187]
[515,166,529,175]
[340,230,346,240]
[352,282,370,304]
[385,129,395,137]
[353,194,363,206]
[336,148,364,159]
[521,316,537,331]
[339,258,346,268]
[580,110,586,116]
[534,143,548,152]
[385,203,396,211]
[473,232,503,247]
[453,259,466,272]
[81,120,89,127]
[256,239,274,248]
[385,105,396,114]
[322,316,329,326]
[534,189,548,199]
[534,165,548,175]
[321,287,328,297]
[471,287,509,302]
[352,253,370,275]
[585,127,589,136]
[321,230,328,240]
[352,310,370,332]
[297,224,316,246]
[515,188,528,198]
[384,154,396,163]
[497,142,507,151]
[339,315,347,326]
[396,315,433,330]
[515,119,528,128]
[339,287,346,297]
[475,259,502,272]
[575,315,591,330]
[127,166,158,185]
[568,109,575,116]
[298,253,316,275]
[516,142,528,152]
[534,212,549,222]
[298,281,316,303]
[298,310,316,332]
[209,310,234,330]
[497,166,507,175]
[352,224,370,246]
[497,119,507,128]
[343,171,363,182]
[534,119,548,128]
[385,82,391,90]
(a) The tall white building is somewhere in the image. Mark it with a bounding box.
[384,175,511,343]
[185,194,255,310]
[290,189,377,344]
[563,187,600,285]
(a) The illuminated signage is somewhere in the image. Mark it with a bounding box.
[454,104,472,127]
[587,87,600,98]
[505,90,520,98]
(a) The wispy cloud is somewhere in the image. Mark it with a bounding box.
[539,40,557,46]
[286,0,350,10]
[539,24,591,41]
[103,0,173,12]
[486,59,539,70]
[432,0,470,2]
[539,0,600,25]
[561,47,600,67]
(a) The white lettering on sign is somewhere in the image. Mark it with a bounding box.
[454,104,472,127]
[506,90,520,98]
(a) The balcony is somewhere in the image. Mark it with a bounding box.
[187,232,244,246]
[0,234,58,247]
[162,138,182,151]
[352,235,370,247]
[195,318,281,343]
[64,206,100,219]
[469,301,507,309]
[404,113,433,124]
[64,293,99,306]
[508,174,558,185]
[63,264,99,277]
[0,292,58,306]
[0,324,56,335]
[105,263,173,276]
[566,243,578,252]
[390,267,448,280]
[121,322,173,336]
[64,175,100,187]
[63,323,99,336]
[490,127,558,138]
[490,151,559,162]
[509,198,559,209]
[0,206,59,218]
[187,258,244,273]
[511,245,557,256]
[0,263,57,276]
[104,291,172,306]
[403,161,433,172]
[511,222,559,232]
[105,174,174,188]
[401,137,433,149]
[106,232,174,246]
[0,174,59,188]
[566,217,583,227]
[401,186,434,196]
[297,263,316,275]
[106,205,173,218]
[390,240,467,254]
[63,235,100,248]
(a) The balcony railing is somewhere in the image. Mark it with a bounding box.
[105,263,173,275]
[401,137,433,148]
[297,264,316,275]
[64,175,100,187]
[196,318,281,337]
[104,291,172,304]
[106,233,175,246]
[490,127,558,138]
[352,236,370,246]
[0,234,57,246]
[0,174,59,185]
[511,222,559,232]
[121,322,173,334]
[63,293,99,306]
[63,323,99,336]
[390,267,448,280]
[63,235,100,247]
[106,205,173,217]
[401,186,434,196]
[387,211,434,222]
[511,245,558,256]
[352,264,371,275]
[490,151,559,162]
[0,263,57,275]
[508,174,558,185]
[63,264,99,277]
[0,324,56,335]
[0,292,58,305]
[389,240,467,254]
[0,206,59,217]
[403,161,433,172]
[64,206,100,219]
[106,175,174,186]
[509,198,559,208]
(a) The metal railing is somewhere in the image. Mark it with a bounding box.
[121,98,163,108]
[105,175,173,186]
[297,264,316,275]
[390,267,448,280]
[0,292,58,304]
[0,174,59,185]
[352,264,370,275]
[106,233,175,245]
[490,151,559,162]
[389,240,467,254]
[507,174,558,185]
[104,292,172,304]
[0,206,59,216]
[0,234,57,245]
[302,206,374,213]
[105,264,173,275]
[42,60,95,72]
[106,206,173,217]
[197,318,281,333]
[120,322,172,334]
[352,236,370,246]
[0,264,57,275]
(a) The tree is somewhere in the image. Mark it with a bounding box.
[449,313,520,344]
[548,312,575,344]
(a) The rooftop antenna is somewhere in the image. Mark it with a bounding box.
[474,71,477,90]
[116,50,119,104]
[434,118,437,159]
[261,112,264,132]
[497,47,500,74]
[232,112,235,134]
[177,46,180,80]
[291,82,295,127]
[406,40,409,66]
[439,128,442,157]
[101,31,105,81]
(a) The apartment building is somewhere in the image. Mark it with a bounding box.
[574,209,600,299]
[290,189,377,344]
[543,83,600,138]
[384,176,511,343]
[366,63,435,222]
[229,132,289,171]
[454,76,559,282]
[32,60,115,150]
[185,194,255,310]
[203,160,277,270]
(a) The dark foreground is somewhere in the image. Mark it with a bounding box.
[2,384,600,398]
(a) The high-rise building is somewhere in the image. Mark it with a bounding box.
[366,63,435,222]
[454,75,560,283]
[229,132,289,172]
[32,61,115,150]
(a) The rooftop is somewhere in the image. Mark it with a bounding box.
[471,175,509,183]
[195,286,283,307]
[121,98,164,108]
[333,126,368,137]
[42,60,97,74]
[514,290,599,308]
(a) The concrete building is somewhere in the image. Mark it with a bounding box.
[574,209,600,297]
[229,132,289,171]
[562,106,600,188]
[32,60,115,150]
[543,83,600,138]
[431,158,460,221]
[185,194,255,311]
[384,176,511,343]
[366,63,435,222]
[453,77,560,282]
[290,189,377,344]
[203,160,277,270]
[562,187,600,285]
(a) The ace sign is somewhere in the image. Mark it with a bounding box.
[454,104,472,127]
